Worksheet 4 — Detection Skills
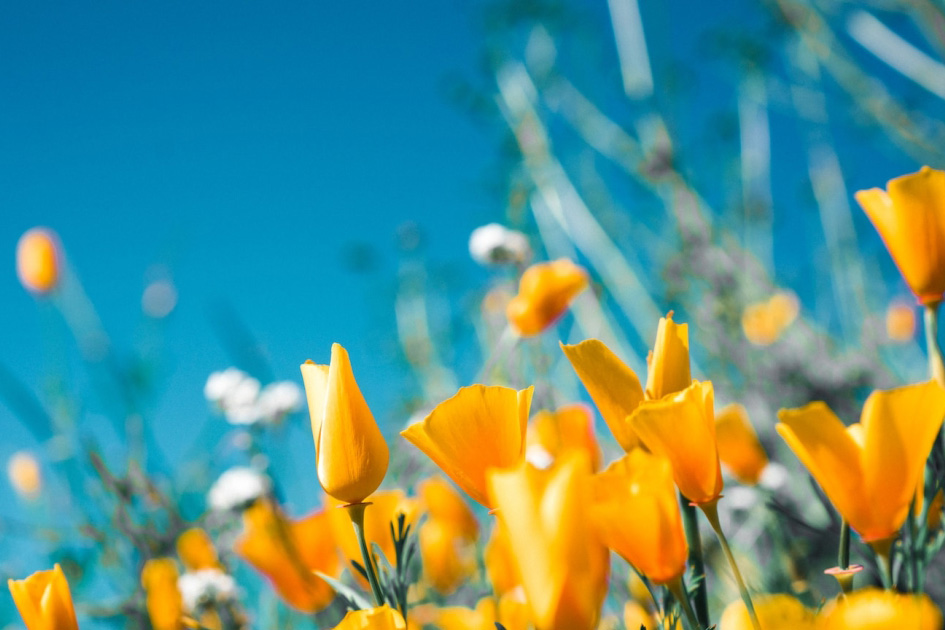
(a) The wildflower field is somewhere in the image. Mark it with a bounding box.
[7,1,945,629]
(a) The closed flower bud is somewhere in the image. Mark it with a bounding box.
[8,564,79,630]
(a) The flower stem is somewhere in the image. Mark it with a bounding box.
[924,304,945,389]
[700,500,761,630]
[666,576,701,630]
[838,519,850,570]
[345,502,385,606]
[679,494,710,628]
[871,537,895,589]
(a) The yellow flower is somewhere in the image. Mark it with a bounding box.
[719,594,816,630]
[401,385,534,507]
[418,518,478,594]
[741,292,799,346]
[527,404,602,472]
[487,454,610,630]
[506,259,588,336]
[16,228,60,294]
[777,381,945,542]
[417,476,479,541]
[645,313,691,400]
[300,343,389,504]
[234,500,339,613]
[885,300,917,342]
[623,601,656,630]
[332,605,407,630]
[8,564,79,630]
[176,528,221,571]
[629,381,724,505]
[820,587,942,630]
[7,451,42,500]
[141,558,184,630]
[855,166,945,305]
[484,521,518,596]
[434,594,530,630]
[591,450,687,584]
[715,404,768,485]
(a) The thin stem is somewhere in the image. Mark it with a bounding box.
[666,576,700,630]
[871,537,895,589]
[346,502,385,606]
[924,304,945,388]
[909,494,920,592]
[700,500,761,630]
[679,495,709,628]
[838,519,851,569]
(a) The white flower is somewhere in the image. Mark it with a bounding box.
[759,462,789,491]
[207,467,269,512]
[204,368,251,405]
[257,381,304,420]
[178,569,236,612]
[468,223,532,266]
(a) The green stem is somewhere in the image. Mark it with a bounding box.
[924,304,945,389]
[871,537,895,589]
[346,502,385,606]
[909,494,920,593]
[838,519,850,569]
[679,496,709,628]
[701,500,761,630]
[666,576,701,630]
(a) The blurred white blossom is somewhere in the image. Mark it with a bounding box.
[468,223,532,266]
[178,569,237,611]
[208,467,269,512]
[204,368,301,426]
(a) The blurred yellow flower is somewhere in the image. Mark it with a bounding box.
[719,594,816,630]
[527,404,602,472]
[234,500,339,613]
[777,381,945,543]
[417,476,479,542]
[629,380,724,505]
[741,291,799,346]
[16,227,61,294]
[591,450,687,584]
[401,384,533,507]
[646,313,691,400]
[506,258,588,336]
[856,166,945,305]
[715,404,768,485]
[7,451,42,500]
[434,592,529,630]
[301,343,389,504]
[484,521,519,596]
[623,601,657,630]
[176,528,221,571]
[885,300,917,342]
[141,558,184,630]
[333,604,407,630]
[416,476,480,594]
[8,564,79,630]
[820,587,942,630]
[487,454,609,630]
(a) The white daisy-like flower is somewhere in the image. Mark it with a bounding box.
[207,467,269,512]
[468,223,532,266]
[178,569,237,612]
[204,368,250,405]
[257,381,304,421]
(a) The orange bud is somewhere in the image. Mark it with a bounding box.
[645,313,691,400]
[506,259,587,336]
[141,558,184,630]
[176,528,221,571]
[8,564,79,630]
[16,228,60,294]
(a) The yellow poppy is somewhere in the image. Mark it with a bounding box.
[715,404,768,485]
[8,564,79,630]
[487,454,609,630]
[332,605,407,630]
[418,518,477,594]
[16,228,60,294]
[591,450,687,584]
[484,521,519,596]
[416,476,479,542]
[820,587,942,630]
[741,292,799,346]
[141,558,184,630]
[855,166,945,305]
[401,385,533,507]
[300,343,389,504]
[719,594,817,630]
[645,313,691,400]
[629,381,724,505]
[176,528,221,571]
[527,404,602,472]
[777,381,945,542]
[434,594,530,630]
[506,258,588,336]
[234,500,339,613]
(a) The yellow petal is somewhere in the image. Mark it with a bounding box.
[401,385,533,507]
[506,258,588,336]
[176,528,220,571]
[561,339,644,451]
[860,381,945,540]
[419,519,477,594]
[332,605,407,630]
[820,587,942,630]
[417,476,479,542]
[484,521,519,596]
[776,403,869,535]
[8,564,79,630]
[715,404,768,485]
[317,343,389,504]
[629,381,723,504]
[719,593,817,630]
[645,314,691,400]
[141,558,184,630]
[300,360,330,448]
[527,404,602,472]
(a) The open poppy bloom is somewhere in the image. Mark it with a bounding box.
[591,450,687,584]
[8,564,79,630]
[301,343,389,505]
[855,166,945,306]
[506,258,588,336]
[819,587,942,630]
[234,500,340,613]
[777,381,945,543]
[401,384,533,508]
[141,558,184,630]
[487,454,609,630]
